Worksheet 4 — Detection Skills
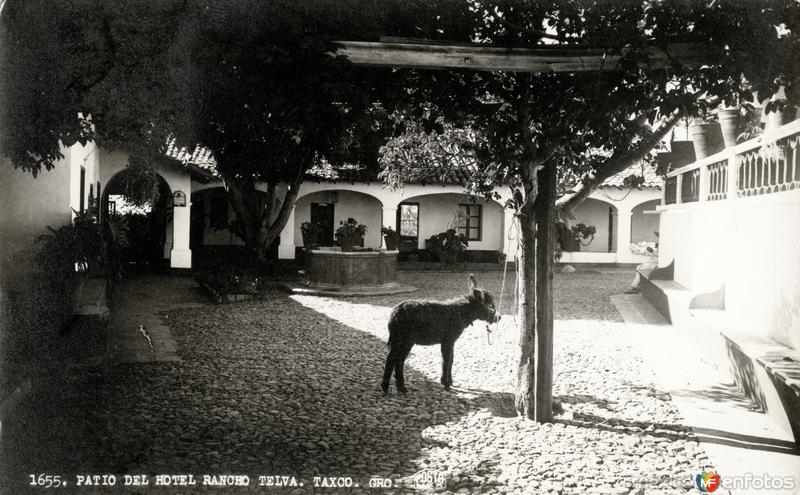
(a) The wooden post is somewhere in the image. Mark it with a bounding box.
[515,160,539,420]
[533,163,556,422]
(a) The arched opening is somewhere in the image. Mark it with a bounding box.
[101,169,172,271]
[631,199,661,244]
[190,187,279,265]
[570,197,618,253]
[396,193,504,261]
[294,190,384,248]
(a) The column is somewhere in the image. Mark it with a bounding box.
[615,208,633,264]
[278,206,296,259]
[381,205,398,249]
[170,199,192,269]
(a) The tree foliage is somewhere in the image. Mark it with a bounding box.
[378,0,797,420]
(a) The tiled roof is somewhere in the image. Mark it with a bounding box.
[163,141,660,190]
[601,161,661,189]
[165,141,218,172]
[305,161,378,183]
[306,160,475,185]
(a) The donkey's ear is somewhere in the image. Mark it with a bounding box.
[468,273,478,290]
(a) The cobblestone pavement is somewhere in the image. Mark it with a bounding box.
[1,270,710,494]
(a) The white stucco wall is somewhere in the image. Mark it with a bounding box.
[68,141,101,217]
[401,193,504,251]
[1,153,72,288]
[192,179,658,263]
[99,149,193,268]
[658,190,800,350]
[631,199,660,243]
[294,190,383,248]
[572,198,614,253]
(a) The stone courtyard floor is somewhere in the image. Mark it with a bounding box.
[1,270,712,494]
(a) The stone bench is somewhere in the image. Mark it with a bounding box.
[722,332,800,444]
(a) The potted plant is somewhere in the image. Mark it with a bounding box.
[717,106,743,148]
[427,229,468,264]
[381,226,400,251]
[335,218,367,251]
[300,221,319,249]
[689,112,725,159]
[717,92,763,147]
[571,223,596,247]
[764,90,797,131]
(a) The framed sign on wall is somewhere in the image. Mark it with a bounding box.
[173,190,187,207]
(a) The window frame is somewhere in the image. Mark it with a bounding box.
[458,203,482,241]
[397,202,420,239]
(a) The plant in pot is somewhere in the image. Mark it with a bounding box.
[689,109,725,160]
[717,90,764,147]
[381,226,400,251]
[571,223,596,247]
[335,218,367,252]
[427,229,468,264]
[301,221,319,249]
[764,92,797,132]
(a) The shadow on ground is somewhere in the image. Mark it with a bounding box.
[1,291,483,493]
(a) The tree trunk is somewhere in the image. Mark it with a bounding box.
[533,163,557,423]
[225,178,301,264]
[515,162,539,420]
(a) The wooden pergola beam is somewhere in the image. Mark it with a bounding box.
[332,40,718,72]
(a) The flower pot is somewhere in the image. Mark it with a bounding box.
[384,235,399,251]
[301,231,318,249]
[655,152,673,175]
[337,234,362,252]
[717,108,741,148]
[689,122,725,159]
[766,106,797,131]
[670,141,697,167]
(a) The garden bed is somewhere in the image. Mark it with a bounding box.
[195,266,286,304]
[198,282,261,304]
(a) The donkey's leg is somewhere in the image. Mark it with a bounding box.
[394,342,413,394]
[381,348,396,395]
[441,342,454,390]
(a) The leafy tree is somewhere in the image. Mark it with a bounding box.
[1,0,472,261]
[380,0,797,420]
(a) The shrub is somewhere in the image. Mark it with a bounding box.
[195,264,261,296]
[335,218,367,250]
[427,229,468,264]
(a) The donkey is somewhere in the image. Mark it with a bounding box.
[381,274,499,395]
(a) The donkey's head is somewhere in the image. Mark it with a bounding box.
[467,274,500,323]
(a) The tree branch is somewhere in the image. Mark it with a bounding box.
[556,108,682,216]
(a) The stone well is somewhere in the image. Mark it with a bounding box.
[306,249,400,292]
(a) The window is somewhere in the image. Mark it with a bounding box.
[458,204,482,241]
[398,203,419,237]
[79,167,86,212]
